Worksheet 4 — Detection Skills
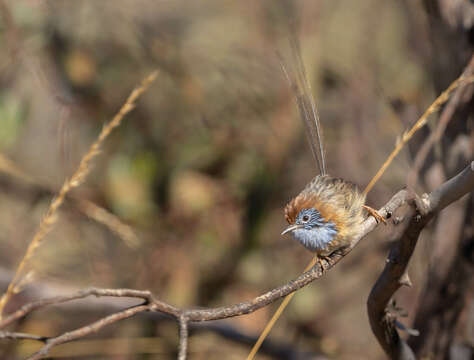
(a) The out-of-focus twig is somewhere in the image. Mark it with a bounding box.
[0,71,158,319]
[363,74,474,195]
[75,199,140,248]
[0,154,140,248]
[407,54,474,188]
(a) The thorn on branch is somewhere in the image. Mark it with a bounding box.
[392,216,404,225]
[367,162,474,359]
[399,272,412,287]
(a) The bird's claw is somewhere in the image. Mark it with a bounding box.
[316,255,332,269]
[363,205,387,224]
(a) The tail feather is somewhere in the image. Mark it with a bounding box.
[278,38,326,175]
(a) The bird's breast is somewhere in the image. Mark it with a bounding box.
[292,223,338,253]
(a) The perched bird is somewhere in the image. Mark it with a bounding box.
[279,44,385,258]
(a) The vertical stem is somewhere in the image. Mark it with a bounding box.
[178,315,189,360]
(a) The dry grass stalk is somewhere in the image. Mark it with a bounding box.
[246,73,474,360]
[76,198,139,248]
[0,153,36,183]
[245,256,318,360]
[0,71,158,319]
[0,153,139,248]
[363,74,474,195]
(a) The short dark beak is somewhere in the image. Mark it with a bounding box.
[281,224,304,235]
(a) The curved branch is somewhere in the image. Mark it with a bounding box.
[1,162,472,360]
[0,288,179,329]
[367,161,474,359]
[27,304,150,360]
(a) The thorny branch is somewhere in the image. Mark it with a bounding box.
[367,161,474,359]
[0,162,472,359]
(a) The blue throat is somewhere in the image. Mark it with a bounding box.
[291,208,338,252]
[292,223,337,252]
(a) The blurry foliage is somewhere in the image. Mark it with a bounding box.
[0,94,26,149]
[0,0,457,359]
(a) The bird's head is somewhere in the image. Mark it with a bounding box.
[282,196,338,252]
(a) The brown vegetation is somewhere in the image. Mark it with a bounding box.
[0,1,472,359]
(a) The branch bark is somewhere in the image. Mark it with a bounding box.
[1,162,472,359]
[367,161,474,359]
[178,315,189,360]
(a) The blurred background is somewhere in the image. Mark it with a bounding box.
[0,0,472,359]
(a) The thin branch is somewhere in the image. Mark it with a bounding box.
[178,315,189,360]
[0,288,179,329]
[1,163,472,359]
[0,272,325,360]
[367,161,474,359]
[26,304,150,360]
[0,331,47,342]
[0,193,401,359]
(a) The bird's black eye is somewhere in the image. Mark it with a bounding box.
[302,215,310,223]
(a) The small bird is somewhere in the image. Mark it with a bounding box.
[279,44,385,258]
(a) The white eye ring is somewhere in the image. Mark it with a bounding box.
[302,214,310,223]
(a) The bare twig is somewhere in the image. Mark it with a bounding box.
[178,315,189,360]
[0,270,324,360]
[0,186,412,359]
[367,161,474,359]
[0,331,47,342]
[1,162,472,359]
[0,159,471,359]
[26,304,151,360]
[0,288,175,329]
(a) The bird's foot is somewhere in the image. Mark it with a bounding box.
[363,205,387,224]
[317,255,332,269]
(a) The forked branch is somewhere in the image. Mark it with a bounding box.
[367,161,474,359]
[1,162,472,359]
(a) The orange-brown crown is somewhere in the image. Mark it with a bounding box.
[285,194,317,224]
[284,193,345,233]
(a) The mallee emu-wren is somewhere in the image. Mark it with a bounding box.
[280,48,385,258]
